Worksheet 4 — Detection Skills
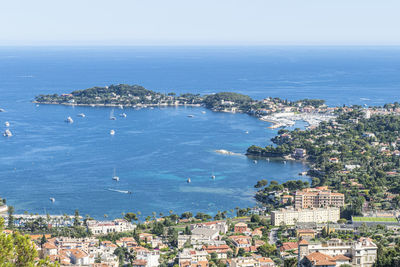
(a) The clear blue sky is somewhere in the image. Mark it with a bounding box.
[1,0,399,46]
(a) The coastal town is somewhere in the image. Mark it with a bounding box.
[4,85,400,266]
[0,183,390,267]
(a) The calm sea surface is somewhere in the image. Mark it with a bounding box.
[0,46,399,219]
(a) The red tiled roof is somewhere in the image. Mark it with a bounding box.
[280,242,298,252]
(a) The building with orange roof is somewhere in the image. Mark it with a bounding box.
[202,244,232,259]
[299,251,341,267]
[229,235,252,250]
[67,248,92,265]
[294,187,344,209]
[132,259,147,267]
[257,257,275,267]
[139,232,153,242]
[280,242,299,253]
[296,229,316,240]
[234,222,248,234]
[280,194,294,205]
[179,248,209,266]
[42,242,58,257]
[298,237,377,267]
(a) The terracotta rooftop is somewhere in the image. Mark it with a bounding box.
[305,252,335,266]
[298,239,309,245]
[280,242,298,252]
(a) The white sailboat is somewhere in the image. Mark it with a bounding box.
[5,121,10,127]
[77,113,85,117]
[110,109,116,120]
[112,168,119,181]
[110,129,115,135]
[119,113,127,118]
[187,178,191,183]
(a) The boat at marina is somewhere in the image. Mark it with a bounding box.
[3,129,12,137]
[65,116,73,123]
[77,113,85,117]
[253,160,257,164]
[119,113,127,118]
[108,188,132,194]
[5,121,10,127]
[110,130,115,135]
[49,197,55,202]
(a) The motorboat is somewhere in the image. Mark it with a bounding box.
[65,116,73,123]
[108,188,131,194]
[3,129,12,137]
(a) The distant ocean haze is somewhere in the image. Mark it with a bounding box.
[0,46,399,218]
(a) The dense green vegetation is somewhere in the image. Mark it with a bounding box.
[35,84,205,106]
[249,106,400,216]
[0,217,58,266]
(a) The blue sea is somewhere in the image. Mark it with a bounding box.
[0,46,399,219]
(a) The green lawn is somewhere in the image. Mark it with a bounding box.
[352,216,398,222]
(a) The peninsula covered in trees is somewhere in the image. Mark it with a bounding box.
[34,84,327,120]
[249,104,400,218]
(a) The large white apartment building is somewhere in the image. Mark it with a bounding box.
[87,219,136,235]
[271,207,340,226]
[294,186,345,209]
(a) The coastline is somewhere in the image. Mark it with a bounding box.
[32,101,202,108]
